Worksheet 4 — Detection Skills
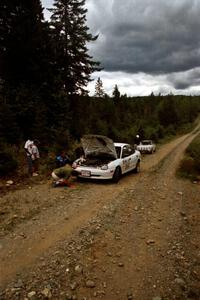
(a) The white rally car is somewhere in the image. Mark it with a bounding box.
[72,135,141,182]
[137,140,156,154]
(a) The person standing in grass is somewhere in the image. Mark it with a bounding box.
[24,139,33,176]
[31,140,40,176]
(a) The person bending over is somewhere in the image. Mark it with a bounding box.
[51,164,74,187]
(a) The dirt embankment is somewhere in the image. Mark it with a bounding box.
[0,129,199,300]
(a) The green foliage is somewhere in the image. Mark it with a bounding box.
[49,0,100,95]
[0,0,49,88]
[157,97,178,127]
[144,126,158,141]
[0,96,21,144]
[55,129,72,150]
[0,151,18,177]
[114,127,137,144]
[177,134,200,180]
[164,125,176,136]
[112,84,120,102]
[185,134,200,171]
[94,77,105,97]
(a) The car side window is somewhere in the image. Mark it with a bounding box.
[115,146,122,158]
[122,145,134,158]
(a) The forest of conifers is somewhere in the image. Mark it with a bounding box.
[0,1,200,168]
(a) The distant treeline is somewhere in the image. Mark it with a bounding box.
[0,92,200,149]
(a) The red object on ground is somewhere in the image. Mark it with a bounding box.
[54,179,76,188]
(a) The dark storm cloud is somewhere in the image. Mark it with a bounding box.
[87,0,200,76]
[41,0,200,95]
[167,68,200,90]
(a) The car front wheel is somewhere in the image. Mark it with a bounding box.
[133,161,140,173]
[112,166,121,183]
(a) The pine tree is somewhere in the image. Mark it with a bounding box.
[112,84,120,102]
[0,0,50,88]
[94,77,105,97]
[0,0,54,142]
[49,0,101,95]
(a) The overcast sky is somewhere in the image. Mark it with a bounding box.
[42,0,200,96]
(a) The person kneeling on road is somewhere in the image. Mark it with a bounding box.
[51,164,74,187]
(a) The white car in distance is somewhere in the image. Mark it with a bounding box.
[73,135,141,182]
[137,140,156,154]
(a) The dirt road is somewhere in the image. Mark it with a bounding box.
[0,130,199,300]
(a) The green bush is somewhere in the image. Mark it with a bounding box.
[144,126,159,141]
[177,134,200,180]
[179,156,195,173]
[0,152,18,177]
[185,135,200,171]
[164,125,176,136]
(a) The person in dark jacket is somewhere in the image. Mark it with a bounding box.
[55,151,70,168]
[134,134,141,145]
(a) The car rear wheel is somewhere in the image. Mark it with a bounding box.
[112,166,121,183]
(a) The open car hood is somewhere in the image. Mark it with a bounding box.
[81,135,117,159]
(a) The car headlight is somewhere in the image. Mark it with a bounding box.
[101,165,108,170]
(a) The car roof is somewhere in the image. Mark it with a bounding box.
[141,140,152,142]
[114,142,129,147]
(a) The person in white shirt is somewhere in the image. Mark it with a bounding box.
[24,139,33,175]
[31,140,40,176]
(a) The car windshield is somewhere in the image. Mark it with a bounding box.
[141,141,152,145]
[115,146,121,158]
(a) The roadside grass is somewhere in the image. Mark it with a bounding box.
[158,120,198,146]
[177,133,200,181]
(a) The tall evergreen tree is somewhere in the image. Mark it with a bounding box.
[0,0,50,89]
[49,0,100,95]
[94,77,105,97]
[112,84,120,102]
[0,0,55,142]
